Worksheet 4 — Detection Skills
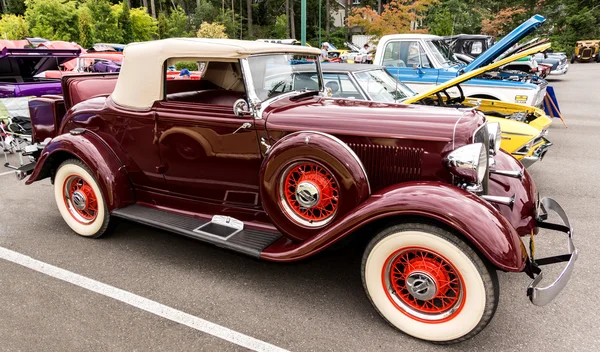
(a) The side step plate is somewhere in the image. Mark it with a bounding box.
[112,204,281,258]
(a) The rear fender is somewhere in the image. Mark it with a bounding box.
[261,181,526,272]
[26,132,135,212]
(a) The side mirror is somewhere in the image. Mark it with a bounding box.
[233,99,251,117]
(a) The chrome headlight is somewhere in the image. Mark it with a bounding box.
[446,143,487,184]
[487,122,501,155]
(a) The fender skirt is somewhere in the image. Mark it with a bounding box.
[26,132,135,212]
[261,181,526,272]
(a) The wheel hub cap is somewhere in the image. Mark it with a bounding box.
[72,191,87,210]
[296,181,320,208]
[406,271,437,301]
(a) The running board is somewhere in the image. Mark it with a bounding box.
[112,205,281,258]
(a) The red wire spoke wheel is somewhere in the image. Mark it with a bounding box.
[383,247,465,322]
[279,161,339,227]
[63,175,99,224]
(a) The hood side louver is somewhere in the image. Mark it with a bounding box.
[347,144,424,192]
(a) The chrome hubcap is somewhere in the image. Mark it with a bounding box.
[406,272,437,301]
[295,181,320,208]
[72,191,87,210]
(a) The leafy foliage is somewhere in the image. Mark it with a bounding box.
[0,0,595,54]
[130,7,157,42]
[0,14,28,39]
[24,0,79,41]
[119,1,133,43]
[196,21,227,38]
[481,6,527,37]
[78,8,94,47]
[82,0,122,43]
[347,0,439,39]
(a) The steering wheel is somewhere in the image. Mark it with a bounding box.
[435,92,445,106]
[446,85,466,105]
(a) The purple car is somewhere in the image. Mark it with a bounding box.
[0,47,81,98]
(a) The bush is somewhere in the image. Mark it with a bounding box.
[130,7,157,42]
[196,22,228,39]
[24,0,79,41]
[0,14,29,40]
[174,61,199,71]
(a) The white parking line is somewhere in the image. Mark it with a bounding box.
[0,171,15,177]
[0,246,288,352]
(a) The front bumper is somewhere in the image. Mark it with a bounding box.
[526,197,578,306]
[549,64,569,75]
[519,137,553,168]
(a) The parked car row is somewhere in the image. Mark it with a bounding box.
[5,16,577,345]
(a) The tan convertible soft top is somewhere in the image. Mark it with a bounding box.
[112,38,321,109]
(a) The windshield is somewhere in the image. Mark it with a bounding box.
[427,40,456,67]
[353,69,415,103]
[247,54,321,101]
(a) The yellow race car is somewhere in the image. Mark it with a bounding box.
[403,42,554,167]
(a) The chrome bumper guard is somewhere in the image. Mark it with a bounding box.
[521,138,553,168]
[526,197,578,306]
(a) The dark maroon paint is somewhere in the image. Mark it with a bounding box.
[26,73,539,272]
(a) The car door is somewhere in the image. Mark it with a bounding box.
[154,61,263,208]
[382,40,438,93]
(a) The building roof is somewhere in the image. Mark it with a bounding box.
[112,38,321,109]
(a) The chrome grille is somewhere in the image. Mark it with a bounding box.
[347,144,423,191]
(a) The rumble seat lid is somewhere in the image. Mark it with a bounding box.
[463,14,546,72]
[403,42,551,104]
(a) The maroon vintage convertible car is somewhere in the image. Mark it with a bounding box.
[19,39,576,343]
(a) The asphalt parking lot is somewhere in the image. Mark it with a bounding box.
[0,64,599,352]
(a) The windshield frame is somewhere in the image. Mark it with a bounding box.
[242,53,323,108]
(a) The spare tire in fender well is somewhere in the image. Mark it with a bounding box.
[260,131,370,242]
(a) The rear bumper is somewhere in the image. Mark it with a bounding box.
[549,64,569,75]
[526,197,577,306]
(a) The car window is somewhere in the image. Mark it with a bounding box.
[382,41,431,68]
[163,59,246,108]
[471,41,483,55]
[322,73,364,99]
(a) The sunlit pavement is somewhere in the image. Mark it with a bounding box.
[0,63,598,351]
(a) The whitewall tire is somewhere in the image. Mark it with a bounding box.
[362,223,499,344]
[54,159,110,238]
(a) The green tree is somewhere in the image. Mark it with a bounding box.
[119,1,134,43]
[271,14,287,39]
[130,7,158,42]
[7,0,26,15]
[78,8,94,48]
[24,0,79,41]
[216,9,241,39]
[193,0,219,29]
[82,0,122,43]
[159,6,191,38]
[0,14,28,40]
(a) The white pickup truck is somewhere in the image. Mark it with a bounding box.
[372,15,550,107]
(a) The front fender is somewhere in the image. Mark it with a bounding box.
[26,132,135,212]
[261,181,526,272]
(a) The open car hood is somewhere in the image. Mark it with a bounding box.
[404,42,551,104]
[463,14,545,72]
[0,47,81,78]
